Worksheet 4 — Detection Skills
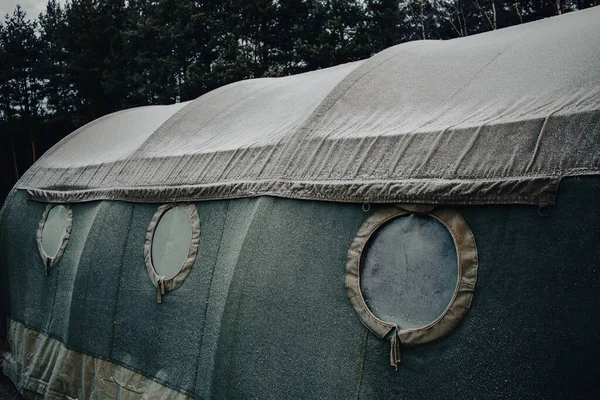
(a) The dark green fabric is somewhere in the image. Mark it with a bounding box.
[57,201,130,357]
[2,196,56,331]
[357,176,600,399]
[211,197,366,399]
[111,201,228,393]
[1,177,599,399]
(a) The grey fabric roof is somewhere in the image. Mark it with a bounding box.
[18,7,600,205]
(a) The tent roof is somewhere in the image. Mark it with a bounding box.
[19,6,600,205]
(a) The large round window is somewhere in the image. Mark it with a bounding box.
[37,204,72,274]
[361,214,458,330]
[346,206,477,368]
[145,203,200,303]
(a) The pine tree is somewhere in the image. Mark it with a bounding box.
[0,5,43,170]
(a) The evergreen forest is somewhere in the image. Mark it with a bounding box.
[1,0,598,204]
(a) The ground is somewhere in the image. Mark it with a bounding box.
[0,371,20,399]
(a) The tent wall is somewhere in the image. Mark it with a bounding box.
[1,176,599,399]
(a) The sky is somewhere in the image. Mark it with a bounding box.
[0,0,53,21]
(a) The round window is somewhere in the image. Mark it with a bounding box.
[151,207,194,279]
[145,203,200,303]
[37,204,72,274]
[361,214,458,330]
[346,206,477,368]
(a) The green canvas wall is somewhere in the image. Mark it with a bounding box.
[1,177,599,399]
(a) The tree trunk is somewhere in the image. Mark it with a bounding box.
[260,20,269,76]
[473,0,495,31]
[11,136,19,181]
[556,0,562,15]
[29,128,37,164]
[491,0,497,30]
[23,78,37,164]
[460,1,468,36]
[420,0,426,40]
[449,2,467,37]
[515,0,523,24]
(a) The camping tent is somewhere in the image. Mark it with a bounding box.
[1,6,599,399]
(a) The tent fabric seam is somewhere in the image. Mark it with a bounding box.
[17,166,599,186]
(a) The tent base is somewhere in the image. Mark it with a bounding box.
[1,319,190,400]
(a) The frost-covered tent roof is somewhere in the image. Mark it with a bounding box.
[19,6,600,205]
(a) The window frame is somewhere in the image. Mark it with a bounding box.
[345,205,478,365]
[144,203,200,303]
[36,204,73,275]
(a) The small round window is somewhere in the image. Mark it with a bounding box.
[37,204,72,274]
[145,203,200,303]
[346,206,477,368]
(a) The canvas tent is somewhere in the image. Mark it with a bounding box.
[1,6,599,399]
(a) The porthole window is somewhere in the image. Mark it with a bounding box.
[37,204,72,275]
[346,206,478,368]
[145,203,200,303]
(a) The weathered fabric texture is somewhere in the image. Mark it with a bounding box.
[2,319,190,400]
[1,177,599,399]
[15,8,600,205]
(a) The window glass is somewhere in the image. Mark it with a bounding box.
[360,214,458,329]
[151,206,193,279]
[41,205,69,258]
